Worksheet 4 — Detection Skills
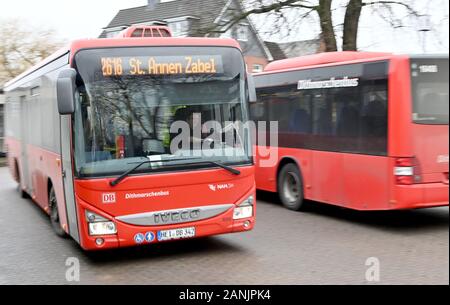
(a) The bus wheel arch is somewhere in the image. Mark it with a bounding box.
[48,179,66,238]
[277,158,307,211]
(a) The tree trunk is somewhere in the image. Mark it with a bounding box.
[317,0,338,52]
[343,0,363,51]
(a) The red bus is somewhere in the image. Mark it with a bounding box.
[4,26,256,250]
[251,52,449,211]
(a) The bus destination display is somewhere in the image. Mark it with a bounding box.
[101,55,224,77]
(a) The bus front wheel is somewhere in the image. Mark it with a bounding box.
[278,163,306,211]
[49,187,67,238]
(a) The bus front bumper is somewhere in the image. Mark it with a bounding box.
[75,194,256,251]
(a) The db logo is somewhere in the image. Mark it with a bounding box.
[102,193,116,204]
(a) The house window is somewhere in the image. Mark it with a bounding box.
[169,20,189,37]
[236,25,248,41]
[252,64,264,73]
[220,29,232,39]
[30,86,40,97]
[105,31,120,38]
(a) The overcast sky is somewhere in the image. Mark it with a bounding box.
[0,0,146,39]
[0,0,448,54]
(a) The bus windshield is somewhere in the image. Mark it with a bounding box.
[73,47,251,178]
[411,57,449,125]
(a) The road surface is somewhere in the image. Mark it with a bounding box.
[0,167,448,285]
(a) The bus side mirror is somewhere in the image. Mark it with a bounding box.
[247,74,257,103]
[57,69,77,115]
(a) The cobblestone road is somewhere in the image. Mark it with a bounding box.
[0,167,448,285]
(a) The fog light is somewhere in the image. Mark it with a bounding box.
[95,238,104,246]
[89,222,117,236]
[243,221,251,229]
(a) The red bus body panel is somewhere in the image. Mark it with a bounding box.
[6,138,69,230]
[255,147,392,210]
[254,52,448,211]
[388,56,448,209]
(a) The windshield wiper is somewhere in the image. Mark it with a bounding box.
[110,158,196,187]
[110,158,240,187]
[188,161,241,176]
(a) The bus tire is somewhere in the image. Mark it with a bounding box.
[20,189,28,199]
[15,161,27,199]
[18,183,28,198]
[278,163,306,211]
[49,186,67,238]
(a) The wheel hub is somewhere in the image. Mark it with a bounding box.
[283,172,300,203]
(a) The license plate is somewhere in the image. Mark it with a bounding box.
[157,227,196,241]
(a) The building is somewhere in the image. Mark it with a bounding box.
[265,39,326,60]
[0,89,5,156]
[100,0,323,72]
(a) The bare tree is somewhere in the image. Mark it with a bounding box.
[0,19,64,87]
[318,0,338,51]
[205,0,424,52]
[342,0,364,51]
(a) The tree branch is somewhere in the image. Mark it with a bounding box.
[198,0,318,36]
[363,0,422,17]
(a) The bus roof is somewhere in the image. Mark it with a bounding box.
[409,54,449,60]
[262,51,392,73]
[69,37,241,57]
[4,37,241,89]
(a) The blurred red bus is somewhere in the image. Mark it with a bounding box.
[4,26,256,250]
[251,52,448,211]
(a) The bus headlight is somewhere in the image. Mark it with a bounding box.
[86,210,117,236]
[88,222,117,236]
[233,196,254,220]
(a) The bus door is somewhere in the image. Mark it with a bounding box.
[60,115,80,242]
[19,95,32,193]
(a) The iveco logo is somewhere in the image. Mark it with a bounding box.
[116,204,234,226]
[154,209,201,224]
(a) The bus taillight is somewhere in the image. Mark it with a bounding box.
[394,157,419,185]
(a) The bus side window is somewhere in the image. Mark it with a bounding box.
[268,97,286,132]
[362,95,387,137]
[250,101,265,122]
[312,91,334,136]
[337,104,360,137]
[335,90,361,138]
[288,92,312,134]
[360,83,388,155]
